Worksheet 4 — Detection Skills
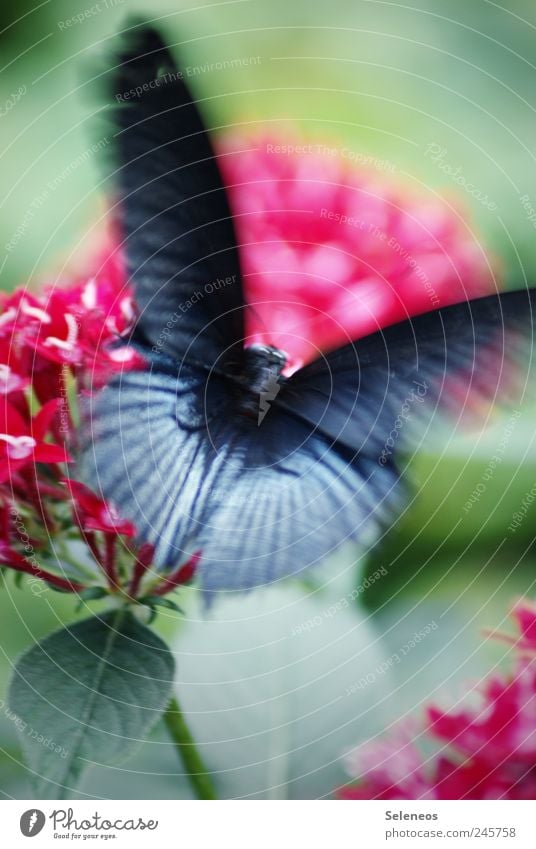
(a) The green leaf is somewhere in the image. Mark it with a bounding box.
[75,587,109,611]
[8,609,175,799]
[143,595,185,615]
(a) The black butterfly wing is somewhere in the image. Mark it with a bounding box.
[83,25,536,594]
[194,429,400,595]
[276,288,536,460]
[79,360,401,595]
[103,23,245,365]
[79,367,215,565]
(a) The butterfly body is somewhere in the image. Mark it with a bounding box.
[235,345,287,423]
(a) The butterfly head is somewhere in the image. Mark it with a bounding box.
[245,344,287,369]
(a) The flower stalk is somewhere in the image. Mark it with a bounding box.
[163,694,217,800]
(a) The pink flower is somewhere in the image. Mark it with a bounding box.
[0,339,29,397]
[0,538,82,592]
[427,663,536,768]
[341,723,435,799]
[62,480,199,599]
[432,757,523,800]
[0,399,70,484]
[220,137,496,370]
[152,551,200,596]
[338,600,536,800]
[0,247,143,402]
[0,501,82,592]
[64,479,137,537]
[505,599,536,655]
[0,246,149,596]
[128,547,200,600]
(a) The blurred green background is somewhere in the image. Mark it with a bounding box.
[1,0,536,799]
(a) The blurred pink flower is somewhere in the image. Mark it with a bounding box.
[0,399,70,484]
[0,246,143,397]
[341,722,435,800]
[220,137,497,370]
[427,663,536,768]
[65,479,137,538]
[508,599,536,655]
[339,600,536,800]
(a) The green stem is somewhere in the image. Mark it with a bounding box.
[163,694,217,799]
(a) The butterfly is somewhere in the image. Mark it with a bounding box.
[79,23,536,596]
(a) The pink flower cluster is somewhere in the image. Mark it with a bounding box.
[0,247,197,602]
[340,600,536,800]
[220,137,497,370]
